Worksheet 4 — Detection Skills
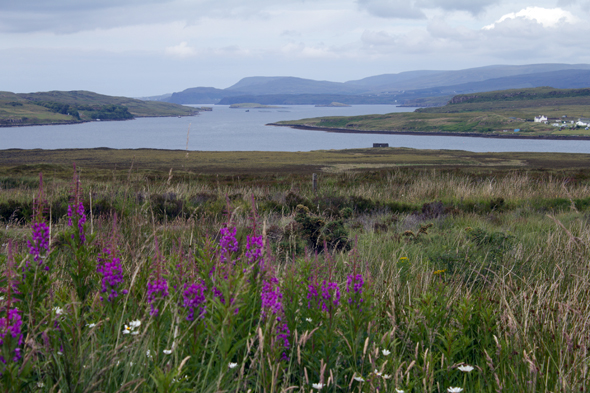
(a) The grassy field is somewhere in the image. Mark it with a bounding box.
[4,148,590,178]
[2,149,590,391]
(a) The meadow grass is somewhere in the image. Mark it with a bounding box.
[1,161,590,392]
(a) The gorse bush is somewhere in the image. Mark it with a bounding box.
[1,167,590,391]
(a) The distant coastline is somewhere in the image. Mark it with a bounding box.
[268,123,590,141]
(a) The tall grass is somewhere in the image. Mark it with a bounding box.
[1,168,590,391]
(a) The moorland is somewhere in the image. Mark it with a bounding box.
[1,148,590,391]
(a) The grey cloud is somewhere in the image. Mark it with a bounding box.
[356,0,425,19]
[357,0,499,19]
[0,0,298,33]
[1,0,172,14]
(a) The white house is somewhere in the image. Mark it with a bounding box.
[534,115,548,123]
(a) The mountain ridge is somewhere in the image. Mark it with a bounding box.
[161,64,590,106]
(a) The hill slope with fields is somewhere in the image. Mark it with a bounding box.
[274,87,590,138]
[0,90,200,127]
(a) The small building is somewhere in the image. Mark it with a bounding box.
[534,115,548,123]
[373,143,389,148]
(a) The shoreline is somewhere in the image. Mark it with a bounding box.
[0,114,198,129]
[268,123,590,141]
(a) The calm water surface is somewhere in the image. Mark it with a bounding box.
[2,105,590,153]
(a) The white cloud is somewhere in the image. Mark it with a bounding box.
[165,42,196,58]
[483,7,579,29]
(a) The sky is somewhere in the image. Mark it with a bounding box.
[2,0,590,97]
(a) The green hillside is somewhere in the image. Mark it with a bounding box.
[0,90,199,127]
[276,87,590,137]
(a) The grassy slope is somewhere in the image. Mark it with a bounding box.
[0,90,198,126]
[278,87,590,136]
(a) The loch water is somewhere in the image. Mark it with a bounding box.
[2,105,590,153]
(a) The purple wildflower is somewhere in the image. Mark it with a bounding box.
[147,278,169,317]
[308,280,340,312]
[0,308,23,364]
[346,273,364,306]
[261,278,283,319]
[219,227,239,263]
[27,222,50,269]
[183,281,207,321]
[245,235,264,266]
[212,286,225,303]
[97,248,126,302]
[148,237,169,317]
[67,201,87,244]
[261,278,290,360]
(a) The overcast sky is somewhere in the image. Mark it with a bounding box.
[2,0,590,96]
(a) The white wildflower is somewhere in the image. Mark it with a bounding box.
[305,318,312,322]
[37,382,45,388]
[383,374,392,379]
[381,349,391,356]
[458,365,474,372]
[395,389,404,393]
[312,382,325,389]
[86,323,96,328]
[122,321,140,335]
[57,351,63,355]
[447,388,463,393]
[163,349,172,355]
[228,362,238,369]
[53,307,64,315]
[129,320,141,328]
[373,369,382,376]
[353,375,365,382]
[146,350,152,358]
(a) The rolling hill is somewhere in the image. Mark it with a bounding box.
[163,64,590,106]
[0,90,200,127]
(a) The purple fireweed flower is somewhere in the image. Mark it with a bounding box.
[219,227,239,263]
[0,308,23,364]
[261,278,283,319]
[346,273,364,305]
[97,248,126,302]
[308,280,340,312]
[147,278,169,317]
[27,222,50,270]
[67,202,87,244]
[183,281,207,321]
[261,277,290,360]
[245,235,264,266]
[212,286,223,300]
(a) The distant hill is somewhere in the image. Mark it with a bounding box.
[162,64,590,106]
[346,63,590,92]
[0,90,199,127]
[418,87,590,113]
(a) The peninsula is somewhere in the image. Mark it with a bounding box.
[271,87,590,139]
[0,90,201,127]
